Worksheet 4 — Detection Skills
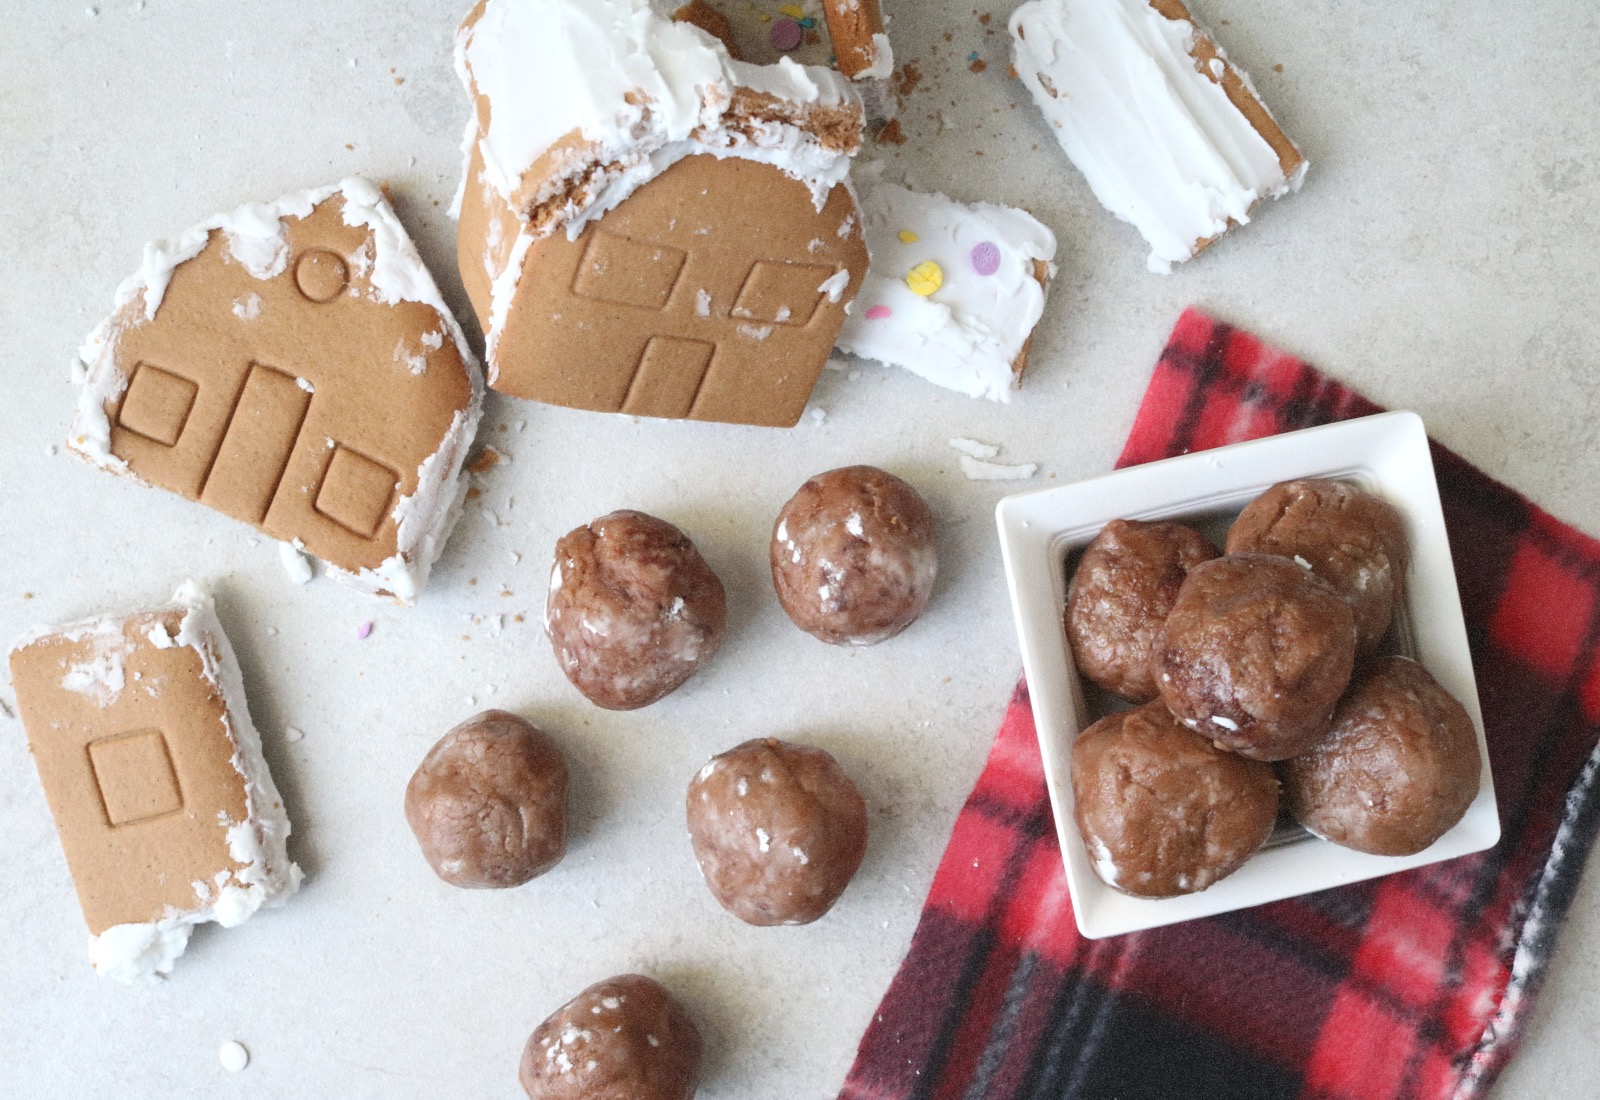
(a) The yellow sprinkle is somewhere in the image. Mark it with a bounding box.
[897,230,920,244]
[779,4,806,17]
[906,260,944,296]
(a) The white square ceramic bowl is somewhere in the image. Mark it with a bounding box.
[995,411,1500,939]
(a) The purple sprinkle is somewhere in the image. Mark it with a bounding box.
[971,241,1002,277]
[770,17,804,52]
[356,622,374,640]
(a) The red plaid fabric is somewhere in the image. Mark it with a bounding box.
[841,308,1600,1100]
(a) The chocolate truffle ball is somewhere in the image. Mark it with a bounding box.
[1284,656,1481,856]
[686,737,868,926]
[770,465,937,646]
[1154,553,1357,761]
[1065,518,1220,701]
[519,974,702,1100]
[404,710,569,889]
[1071,702,1280,897]
[1226,479,1410,653]
[546,510,726,710]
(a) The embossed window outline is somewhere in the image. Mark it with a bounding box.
[571,231,690,311]
[729,260,837,327]
[314,444,400,540]
[87,729,185,828]
[117,363,200,447]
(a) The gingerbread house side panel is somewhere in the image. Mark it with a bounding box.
[10,612,250,935]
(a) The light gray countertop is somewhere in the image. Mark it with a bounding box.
[2,1,1597,1096]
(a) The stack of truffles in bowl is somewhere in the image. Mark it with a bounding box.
[1064,479,1482,900]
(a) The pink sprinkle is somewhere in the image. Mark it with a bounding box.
[865,304,893,320]
[770,17,803,52]
[356,622,373,640]
[971,241,1002,276]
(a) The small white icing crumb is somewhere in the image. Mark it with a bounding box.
[232,293,263,320]
[1293,555,1313,570]
[278,542,314,585]
[1211,715,1239,731]
[756,828,771,853]
[948,437,1000,459]
[218,1041,249,1073]
[285,726,305,744]
[817,268,851,303]
[959,455,1037,481]
[394,337,429,375]
[1090,837,1120,886]
[695,289,711,318]
[845,513,864,537]
[809,407,827,424]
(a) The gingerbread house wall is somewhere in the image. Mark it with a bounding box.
[102,200,477,574]
[462,151,868,428]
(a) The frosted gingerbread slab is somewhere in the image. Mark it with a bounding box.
[8,585,300,981]
[836,175,1058,402]
[1009,0,1307,273]
[454,0,870,428]
[70,179,485,603]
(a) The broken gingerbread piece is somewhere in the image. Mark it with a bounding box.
[8,584,300,981]
[454,0,870,428]
[835,173,1058,401]
[1009,0,1307,273]
[70,179,484,602]
[669,1,895,119]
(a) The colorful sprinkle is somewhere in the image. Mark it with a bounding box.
[969,51,981,62]
[356,621,373,640]
[799,17,816,28]
[770,17,803,51]
[779,3,805,16]
[897,229,920,244]
[865,304,893,320]
[971,241,1002,276]
[906,261,944,296]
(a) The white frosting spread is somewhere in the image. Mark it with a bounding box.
[458,0,856,220]
[836,175,1057,401]
[456,0,864,360]
[57,620,135,707]
[858,31,895,81]
[32,585,302,982]
[67,181,485,605]
[1009,0,1305,273]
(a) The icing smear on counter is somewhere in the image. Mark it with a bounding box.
[455,0,864,359]
[1009,0,1307,273]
